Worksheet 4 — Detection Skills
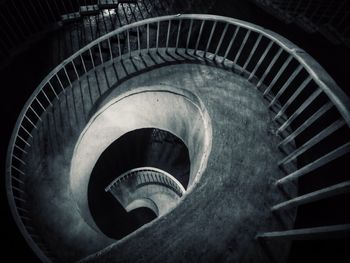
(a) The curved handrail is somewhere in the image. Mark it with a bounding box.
[6,14,350,263]
[105,167,186,196]
[8,14,350,136]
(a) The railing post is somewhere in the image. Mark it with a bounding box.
[257,224,350,240]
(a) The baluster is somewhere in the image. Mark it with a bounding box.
[276,142,350,185]
[222,26,240,62]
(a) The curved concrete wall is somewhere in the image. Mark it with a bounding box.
[125,198,159,215]
[70,85,212,232]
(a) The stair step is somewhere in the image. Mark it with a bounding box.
[61,12,81,24]
[80,5,100,16]
[98,0,119,9]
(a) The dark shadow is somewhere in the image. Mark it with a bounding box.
[257,238,279,263]
[128,207,158,229]
[88,128,190,239]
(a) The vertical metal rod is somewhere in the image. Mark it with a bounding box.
[254,45,281,84]
[117,34,122,57]
[242,34,263,71]
[100,9,109,36]
[56,74,66,92]
[278,88,323,134]
[11,173,26,184]
[137,26,141,55]
[20,126,33,138]
[35,97,46,112]
[71,61,80,80]
[89,48,96,68]
[12,185,26,193]
[108,38,113,60]
[156,21,160,52]
[233,30,251,65]
[41,90,53,106]
[80,54,88,73]
[278,102,333,147]
[257,224,350,240]
[204,21,217,56]
[29,105,42,121]
[276,142,350,185]
[127,29,131,58]
[147,23,150,53]
[214,23,229,59]
[263,55,294,96]
[98,42,104,64]
[126,3,136,22]
[185,19,193,53]
[48,81,59,100]
[115,6,123,27]
[175,20,183,52]
[121,3,130,24]
[14,144,28,155]
[141,0,151,16]
[12,165,26,175]
[63,66,73,87]
[279,119,346,166]
[268,64,303,107]
[87,15,95,42]
[274,76,312,120]
[135,2,145,20]
[24,115,38,129]
[194,20,205,54]
[271,181,350,211]
[166,19,171,52]
[223,26,239,61]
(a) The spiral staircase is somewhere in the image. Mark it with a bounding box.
[2,1,350,263]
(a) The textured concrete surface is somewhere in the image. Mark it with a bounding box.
[22,50,296,262]
[81,62,296,263]
[70,87,211,232]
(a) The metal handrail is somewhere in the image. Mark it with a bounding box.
[0,0,157,67]
[105,167,186,197]
[6,14,350,262]
[8,14,350,131]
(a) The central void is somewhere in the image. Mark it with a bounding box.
[70,85,212,239]
[88,128,190,239]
